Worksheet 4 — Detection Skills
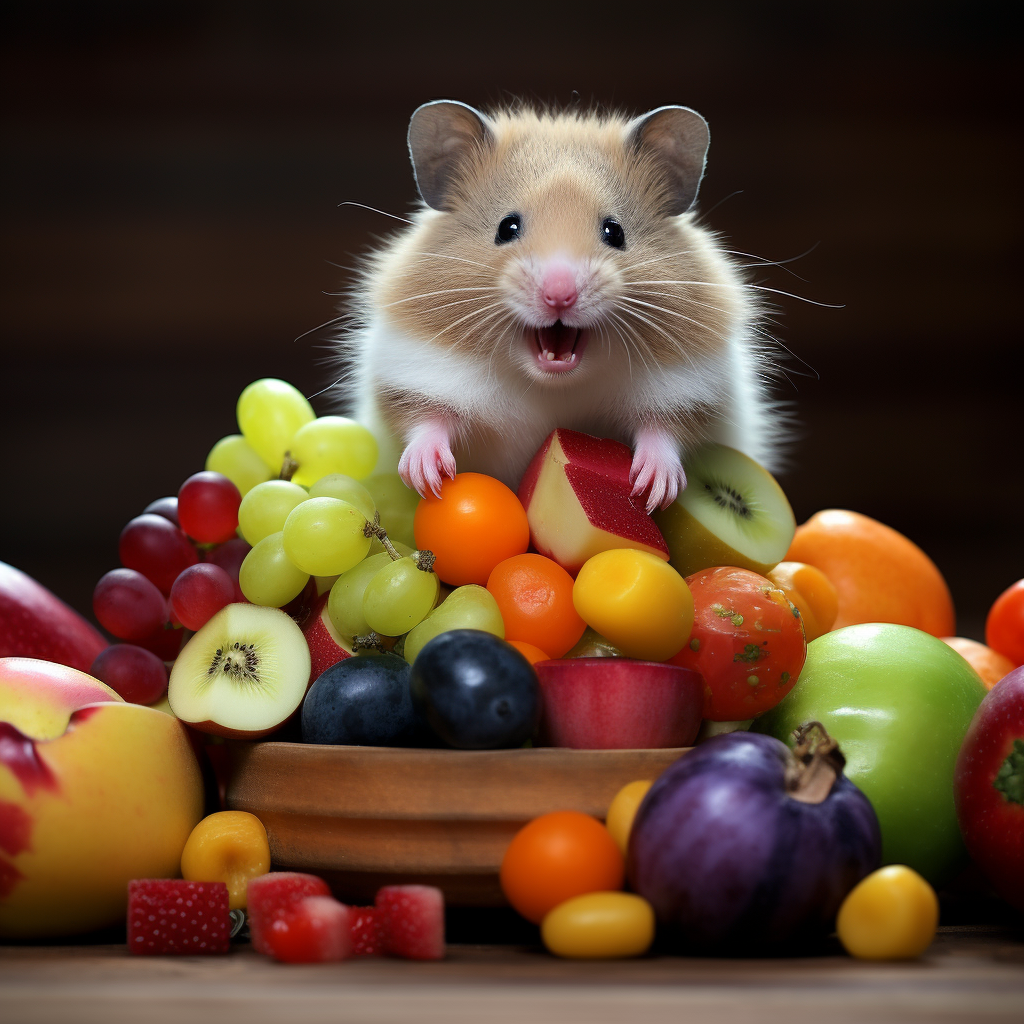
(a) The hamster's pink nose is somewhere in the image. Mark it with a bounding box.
[541,266,578,311]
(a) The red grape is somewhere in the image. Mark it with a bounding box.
[170,563,236,631]
[206,537,252,602]
[90,644,168,704]
[178,471,242,544]
[143,496,180,526]
[93,569,168,642]
[137,622,187,661]
[119,513,199,594]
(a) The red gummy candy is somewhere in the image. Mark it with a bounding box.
[375,884,445,960]
[127,879,230,955]
[246,871,332,955]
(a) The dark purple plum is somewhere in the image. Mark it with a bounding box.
[627,727,881,952]
[301,653,426,747]
[410,630,539,749]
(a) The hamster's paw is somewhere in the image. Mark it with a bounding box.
[398,427,456,499]
[630,431,687,514]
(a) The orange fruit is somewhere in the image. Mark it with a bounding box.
[506,640,552,665]
[413,472,530,586]
[940,637,1015,689]
[785,509,955,637]
[766,561,839,641]
[487,553,586,658]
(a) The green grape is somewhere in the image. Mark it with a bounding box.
[238,480,309,546]
[290,416,379,487]
[238,532,309,607]
[205,434,274,496]
[363,472,420,549]
[328,551,394,639]
[362,557,439,637]
[403,584,504,664]
[282,496,370,576]
[236,378,315,473]
[307,474,376,522]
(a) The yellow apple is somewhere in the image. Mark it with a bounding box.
[0,657,205,937]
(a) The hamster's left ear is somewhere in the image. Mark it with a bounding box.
[408,100,495,211]
[625,106,710,215]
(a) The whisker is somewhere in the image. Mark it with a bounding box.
[410,251,496,272]
[629,280,843,308]
[293,315,350,343]
[381,286,500,309]
[424,300,508,345]
[337,201,414,225]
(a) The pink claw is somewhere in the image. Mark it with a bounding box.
[630,429,687,514]
[398,422,457,499]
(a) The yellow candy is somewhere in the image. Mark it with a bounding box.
[836,865,939,960]
[180,810,271,910]
[573,549,694,661]
[542,892,655,959]
[605,779,653,856]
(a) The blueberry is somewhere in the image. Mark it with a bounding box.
[410,629,540,749]
[301,653,426,746]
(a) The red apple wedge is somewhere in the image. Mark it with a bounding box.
[299,594,354,684]
[0,561,108,672]
[517,429,669,576]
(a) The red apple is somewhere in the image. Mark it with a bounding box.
[299,594,354,683]
[517,429,669,576]
[535,657,703,749]
[0,561,107,672]
[954,665,1024,909]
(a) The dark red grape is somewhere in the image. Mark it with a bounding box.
[137,622,187,661]
[170,563,235,631]
[119,513,199,594]
[143,496,180,526]
[90,644,168,704]
[177,471,241,544]
[205,537,251,602]
[93,569,168,642]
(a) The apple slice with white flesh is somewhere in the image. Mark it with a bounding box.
[299,593,353,684]
[653,443,796,579]
[518,429,670,576]
[168,604,311,739]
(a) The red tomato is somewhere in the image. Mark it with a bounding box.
[670,566,806,721]
[986,579,1024,667]
[499,811,624,924]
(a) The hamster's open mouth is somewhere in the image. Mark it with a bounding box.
[532,323,589,374]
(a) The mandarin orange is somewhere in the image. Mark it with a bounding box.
[940,637,1015,689]
[785,509,955,636]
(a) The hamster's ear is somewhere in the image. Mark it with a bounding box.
[625,106,710,215]
[408,100,494,211]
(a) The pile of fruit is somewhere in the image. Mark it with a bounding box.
[1,376,1022,962]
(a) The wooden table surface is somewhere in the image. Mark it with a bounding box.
[3,926,1024,1024]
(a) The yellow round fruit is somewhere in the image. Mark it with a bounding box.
[605,779,653,856]
[573,549,694,661]
[542,892,655,959]
[836,865,939,960]
[180,810,271,910]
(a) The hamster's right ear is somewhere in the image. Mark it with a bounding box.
[625,106,710,215]
[408,100,494,211]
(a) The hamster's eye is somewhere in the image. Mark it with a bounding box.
[602,218,625,249]
[495,214,523,244]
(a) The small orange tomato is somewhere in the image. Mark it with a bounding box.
[487,554,586,658]
[986,579,1024,667]
[506,640,552,665]
[414,473,530,586]
[767,561,839,642]
[500,811,624,924]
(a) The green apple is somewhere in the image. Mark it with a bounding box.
[752,623,986,885]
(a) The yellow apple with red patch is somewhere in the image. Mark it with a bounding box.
[0,657,204,938]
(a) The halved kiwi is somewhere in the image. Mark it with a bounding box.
[168,604,311,739]
[653,443,796,579]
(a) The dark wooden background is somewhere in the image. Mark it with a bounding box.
[1,2,1020,641]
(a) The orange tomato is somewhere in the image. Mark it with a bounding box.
[941,637,1015,689]
[413,473,530,586]
[506,640,552,665]
[985,579,1024,666]
[487,554,586,658]
[767,561,839,642]
[785,509,955,637]
[500,811,624,924]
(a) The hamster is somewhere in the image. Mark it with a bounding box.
[339,100,787,511]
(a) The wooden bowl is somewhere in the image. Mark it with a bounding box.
[225,742,688,906]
